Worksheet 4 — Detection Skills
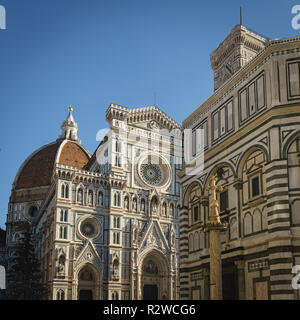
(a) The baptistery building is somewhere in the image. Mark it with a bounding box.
[179,25,300,300]
[5,104,181,300]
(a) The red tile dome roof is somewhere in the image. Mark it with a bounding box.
[14,140,90,190]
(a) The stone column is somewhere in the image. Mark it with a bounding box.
[137,272,142,300]
[206,175,226,300]
[169,273,174,300]
[234,261,246,300]
[72,279,78,300]
[207,224,223,300]
[265,159,294,300]
[131,272,136,300]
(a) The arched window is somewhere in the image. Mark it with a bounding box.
[14,233,20,242]
[59,226,67,239]
[59,226,63,238]
[115,139,121,153]
[114,192,121,207]
[115,155,121,167]
[61,184,65,198]
[64,210,68,222]
[112,291,119,300]
[189,234,194,252]
[56,290,65,300]
[194,232,199,251]
[29,206,38,218]
[64,227,67,239]
[65,185,69,199]
[113,217,120,229]
[60,209,68,222]
[60,209,64,222]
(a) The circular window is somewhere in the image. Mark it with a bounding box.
[79,217,100,239]
[140,163,162,186]
[137,153,171,189]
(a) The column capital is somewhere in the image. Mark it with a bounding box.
[233,178,243,190]
[200,196,209,207]
[234,260,245,269]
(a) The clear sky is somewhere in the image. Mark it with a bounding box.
[0,0,299,228]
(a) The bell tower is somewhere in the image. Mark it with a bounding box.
[210,24,269,91]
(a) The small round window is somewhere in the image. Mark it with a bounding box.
[79,217,100,239]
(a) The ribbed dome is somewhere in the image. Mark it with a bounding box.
[14,140,90,190]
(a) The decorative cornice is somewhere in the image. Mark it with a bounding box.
[106,103,180,130]
[183,36,300,129]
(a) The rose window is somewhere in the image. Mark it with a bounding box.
[137,153,171,188]
[140,163,163,186]
[79,217,100,239]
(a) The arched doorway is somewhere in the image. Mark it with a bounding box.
[77,266,96,300]
[140,250,169,300]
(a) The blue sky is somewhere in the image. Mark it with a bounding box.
[0,0,299,228]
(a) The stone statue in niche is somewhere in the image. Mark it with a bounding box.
[113,259,119,280]
[88,192,93,205]
[141,199,145,212]
[133,198,137,212]
[124,197,129,210]
[151,199,157,214]
[77,189,83,203]
[57,250,66,276]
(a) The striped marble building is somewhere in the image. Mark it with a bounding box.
[179,25,300,300]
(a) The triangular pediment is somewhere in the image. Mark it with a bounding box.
[139,220,169,254]
[74,240,102,270]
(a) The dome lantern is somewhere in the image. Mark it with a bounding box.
[59,105,81,144]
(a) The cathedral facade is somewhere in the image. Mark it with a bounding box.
[179,25,300,300]
[5,104,181,300]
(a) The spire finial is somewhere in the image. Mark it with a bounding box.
[240,6,242,25]
[68,104,73,113]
